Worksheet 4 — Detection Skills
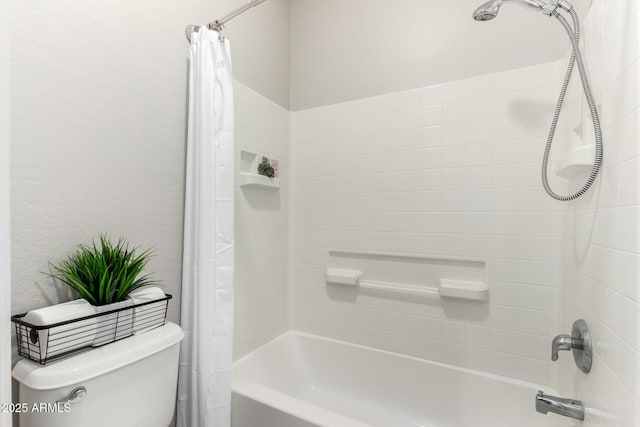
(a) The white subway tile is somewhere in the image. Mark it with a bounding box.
[417,338,442,362]
[442,320,465,345]
[442,101,467,125]
[467,96,493,122]
[618,158,640,206]
[442,145,467,168]
[491,259,520,283]
[603,41,623,93]
[442,124,467,147]
[619,296,640,350]
[519,212,552,237]
[520,162,542,189]
[491,282,520,307]
[519,285,557,312]
[617,110,640,163]
[518,357,549,384]
[421,105,443,128]
[492,164,522,189]
[441,212,491,235]
[619,252,640,302]
[619,206,640,253]
[520,261,552,286]
[492,189,522,212]
[441,166,492,190]
[441,190,492,212]
[491,140,521,165]
[518,308,552,336]
[491,328,518,355]
[518,333,549,360]
[492,236,520,259]
[465,347,493,372]
[443,79,468,103]
[492,212,520,236]
[466,121,495,145]
[620,6,640,72]
[465,324,493,350]
[492,115,522,141]
[520,237,553,262]
[420,84,443,106]
[491,305,519,331]
[622,60,639,115]
[490,351,518,378]
[618,339,640,399]
[467,74,494,99]
[441,343,466,368]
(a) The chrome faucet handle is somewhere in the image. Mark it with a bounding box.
[550,319,592,373]
[551,334,583,361]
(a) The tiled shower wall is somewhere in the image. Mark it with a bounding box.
[234,82,289,360]
[289,62,569,387]
[558,1,640,426]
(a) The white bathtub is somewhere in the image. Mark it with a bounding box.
[232,332,572,427]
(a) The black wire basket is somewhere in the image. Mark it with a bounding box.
[11,294,172,365]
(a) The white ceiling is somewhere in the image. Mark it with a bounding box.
[290,0,592,110]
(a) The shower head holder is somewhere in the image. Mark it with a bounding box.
[540,0,574,17]
[532,0,574,17]
[541,1,559,16]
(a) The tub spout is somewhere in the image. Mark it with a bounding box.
[535,391,584,421]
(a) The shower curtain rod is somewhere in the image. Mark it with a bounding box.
[185,0,269,42]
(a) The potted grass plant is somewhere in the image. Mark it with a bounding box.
[49,234,155,306]
[48,234,157,345]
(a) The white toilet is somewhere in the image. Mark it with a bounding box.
[12,322,184,427]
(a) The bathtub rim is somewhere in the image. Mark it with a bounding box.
[232,330,558,426]
[233,330,556,392]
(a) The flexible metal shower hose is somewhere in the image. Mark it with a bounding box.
[541,7,603,201]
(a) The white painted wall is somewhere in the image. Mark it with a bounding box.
[226,0,291,109]
[558,1,640,426]
[10,0,289,333]
[290,0,591,110]
[1,0,12,422]
[234,82,289,360]
[288,63,567,387]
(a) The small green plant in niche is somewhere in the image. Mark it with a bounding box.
[257,159,275,178]
[48,234,155,306]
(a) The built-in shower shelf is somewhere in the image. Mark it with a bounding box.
[438,279,489,301]
[325,251,489,303]
[240,149,280,190]
[555,145,595,179]
[239,173,280,190]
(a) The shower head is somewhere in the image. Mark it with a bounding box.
[472,0,501,21]
[472,0,546,21]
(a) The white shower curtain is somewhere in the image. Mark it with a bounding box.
[178,27,235,427]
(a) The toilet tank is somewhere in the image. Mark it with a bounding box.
[12,322,184,427]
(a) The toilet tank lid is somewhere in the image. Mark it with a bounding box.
[12,322,184,390]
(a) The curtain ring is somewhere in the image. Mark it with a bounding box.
[209,20,226,42]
